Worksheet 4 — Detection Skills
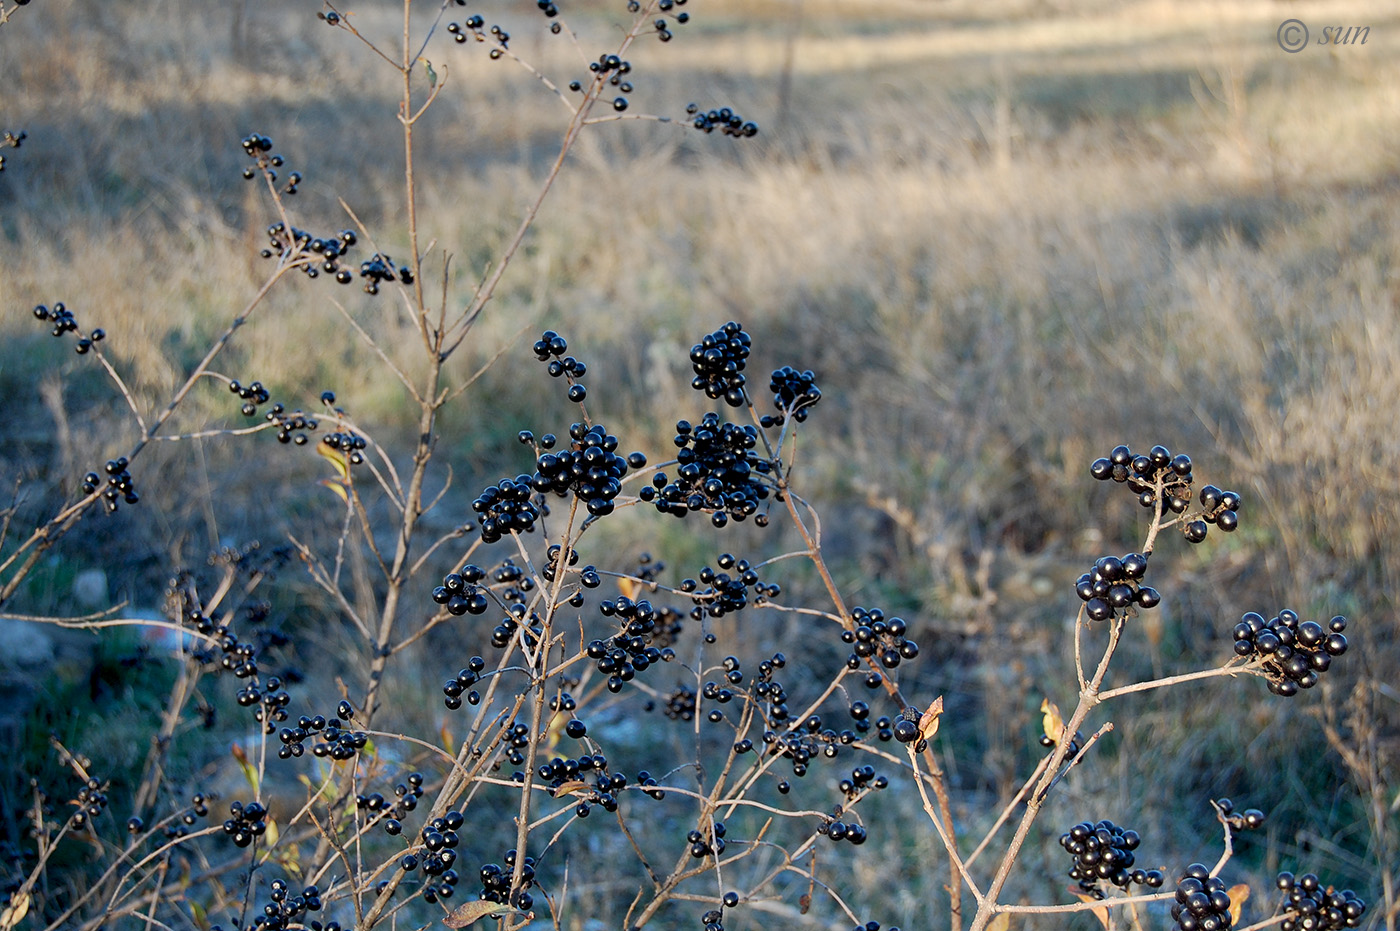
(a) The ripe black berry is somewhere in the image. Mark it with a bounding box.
[689,322,751,406]
[1231,610,1348,696]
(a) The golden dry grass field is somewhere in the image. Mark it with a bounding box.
[0,1,1397,929]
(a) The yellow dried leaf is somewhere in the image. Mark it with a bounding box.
[1073,892,1109,930]
[918,696,944,743]
[617,576,640,601]
[317,478,349,504]
[1041,698,1064,744]
[440,721,455,757]
[232,744,259,795]
[0,891,30,930]
[1227,883,1250,926]
[315,441,351,482]
[544,711,567,754]
[987,913,1011,931]
[552,780,592,798]
[443,899,518,928]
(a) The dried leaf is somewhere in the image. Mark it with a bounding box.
[317,478,349,504]
[1040,698,1064,744]
[316,441,351,482]
[1227,883,1250,926]
[617,576,640,602]
[987,913,1010,931]
[0,891,30,930]
[918,696,944,742]
[439,721,455,757]
[1073,892,1109,930]
[552,780,592,798]
[443,899,517,928]
[544,711,567,754]
[232,744,259,795]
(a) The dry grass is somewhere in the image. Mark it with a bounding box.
[2,0,1398,927]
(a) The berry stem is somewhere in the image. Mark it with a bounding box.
[778,484,964,927]
[968,616,1125,931]
[1096,661,1261,701]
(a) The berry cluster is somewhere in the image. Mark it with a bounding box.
[0,129,26,172]
[663,685,697,720]
[420,867,461,904]
[1172,863,1233,931]
[1091,444,1193,502]
[82,457,140,512]
[222,799,269,848]
[679,554,773,619]
[1231,611,1348,696]
[531,422,647,515]
[587,597,678,692]
[234,673,290,732]
[763,366,820,425]
[840,606,919,670]
[531,331,590,403]
[1187,483,1242,541]
[762,687,880,778]
[360,772,426,834]
[1089,445,1241,543]
[161,791,212,839]
[271,701,369,760]
[849,923,900,931]
[1058,820,1164,893]
[689,321,751,405]
[635,0,690,42]
[433,565,491,616]
[686,820,727,859]
[646,414,773,526]
[490,603,544,652]
[472,476,541,543]
[359,251,413,294]
[240,133,302,194]
[838,764,888,799]
[257,222,361,285]
[1215,798,1266,831]
[818,807,869,845]
[1074,552,1159,622]
[445,16,484,43]
[399,809,463,885]
[67,778,108,829]
[447,16,511,57]
[539,753,631,817]
[33,302,106,354]
[1276,871,1367,930]
[267,405,317,445]
[248,879,323,931]
[230,378,271,417]
[442,656,487,709]
[322,430,367,465]
[478,849,536,910]
[567,53,635,98]
[684,103,759,138]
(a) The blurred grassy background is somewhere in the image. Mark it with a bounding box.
[1,0,1398,928]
